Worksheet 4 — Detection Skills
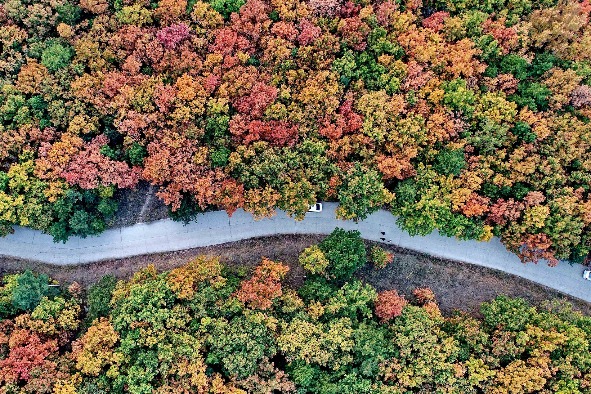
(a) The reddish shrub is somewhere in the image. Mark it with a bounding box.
[375,290,407,322]
[308,0,343,16]
[156,23,190,49]
[230,118,299,146]
[412,287,436,305]
[233,83,278,118]
[235,259,289,310]
[422,11,449,32]
[271,21,299,41]
[520,233,558,266]
[571,85,591,108]
[339,1,361,18]
[0,329,58,383]
[298,19,321,46]
[338,16,370,51]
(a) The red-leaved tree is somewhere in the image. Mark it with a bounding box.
[156,23,191,49]
[235,258,289,309]
[374,290,408,322]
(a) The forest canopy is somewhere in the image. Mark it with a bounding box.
[1,0,591,263]
[0,229,590,393]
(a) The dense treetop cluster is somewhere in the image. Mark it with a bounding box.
[0,228,590,393]
[1,0,591,262]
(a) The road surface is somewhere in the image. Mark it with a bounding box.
[0,203,589,302]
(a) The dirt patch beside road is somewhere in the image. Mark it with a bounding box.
[0,235,321,288]
[357,243,591,316]
[0,235,589,316]
[108,181,169,228]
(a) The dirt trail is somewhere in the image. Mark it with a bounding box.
[137,184,155,222]
[108,181,168,228]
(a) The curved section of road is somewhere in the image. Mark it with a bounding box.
[0,203,589,302]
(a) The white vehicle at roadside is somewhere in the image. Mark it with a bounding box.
[308,203,323,212]
[584,270,591,281]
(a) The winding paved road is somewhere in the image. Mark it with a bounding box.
[0,202,589,302]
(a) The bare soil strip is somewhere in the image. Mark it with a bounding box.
[0,235,588,316]
[137,184,155,222]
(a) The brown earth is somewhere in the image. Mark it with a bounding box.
[107,181,169,228]
[0,234,589,316]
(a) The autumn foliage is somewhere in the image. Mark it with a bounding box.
[374,290,407,322]
[235,258,289,309]
[0,0,590,265]
[1,233,591,393]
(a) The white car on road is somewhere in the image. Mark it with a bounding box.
[308,203,322,212]
[584,270,591,281]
